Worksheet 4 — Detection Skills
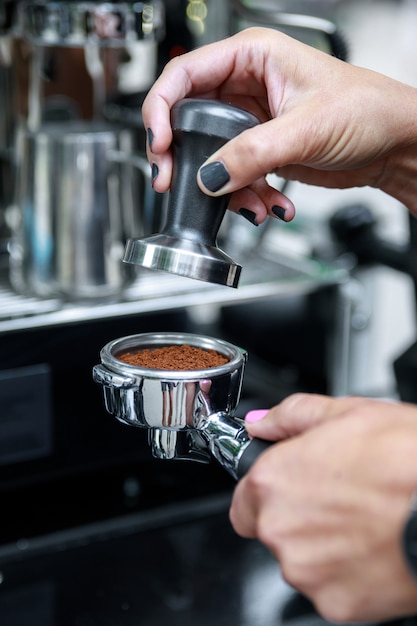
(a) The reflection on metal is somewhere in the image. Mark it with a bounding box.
[17,1,166,47]
[93,331,260,478]
[0,252,348,332]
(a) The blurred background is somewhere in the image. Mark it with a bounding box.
[1,1,417,625]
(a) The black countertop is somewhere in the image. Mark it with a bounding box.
[1,493,416,626]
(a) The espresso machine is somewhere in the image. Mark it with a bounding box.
[0,3,375,625]
[3,0,165,300]
[0,1,16,266]
[0,0,354,543]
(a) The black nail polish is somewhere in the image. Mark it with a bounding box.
[199,161,230,192]
[239,208,258,226]
[147,127,154,151]
[151,162,159,183]
[272,205,286,221]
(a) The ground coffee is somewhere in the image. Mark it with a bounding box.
[118,344,229,370]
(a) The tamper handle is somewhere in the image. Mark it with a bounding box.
[165,98,260,244]
[123,98,260,287]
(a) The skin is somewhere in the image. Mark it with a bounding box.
[142,27,417,222]
[233,395,417,622]
[141,27,417,621]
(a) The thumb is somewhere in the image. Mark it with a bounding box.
[244,393,363,441]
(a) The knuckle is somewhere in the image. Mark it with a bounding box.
[279,392,311,412]
[316,601,355,623]
[280,557,316,595]
[245,460,273,496]
[314,589,364,623]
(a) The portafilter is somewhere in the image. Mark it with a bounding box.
[93,332,270,480]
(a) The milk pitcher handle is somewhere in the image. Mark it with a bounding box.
[107,150,151,180]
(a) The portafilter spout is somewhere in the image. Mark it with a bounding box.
[123,99,260,288]
[92,332,270,480]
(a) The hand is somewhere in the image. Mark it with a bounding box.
[230,393,417,622]
[142,27,417,222]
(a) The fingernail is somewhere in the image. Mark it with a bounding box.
[239,208,258,226]
[151,162,159,185]
[147,127,154,151]
[245,409,269,423]
[199,161,230,192]
[272,205,286,221]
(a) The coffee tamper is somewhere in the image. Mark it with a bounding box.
[123,99,260,288]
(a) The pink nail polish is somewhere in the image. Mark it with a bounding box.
[245,409,269,423]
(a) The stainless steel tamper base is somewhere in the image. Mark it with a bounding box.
[123,235,242,288]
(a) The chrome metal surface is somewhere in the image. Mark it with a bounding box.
[92,331,274,477]
[197,411,253,480]
[9,121,150,300]
[93,331,249,471]
[0,252,348,333]
[0,32,14,252]
[123,234,241,288]
[231,1,340,35]
[0,280,61,319]
[18,1,165,46]
[0,35,13,155]
[98,331,247,381]
[230,1,348,60]
[124,99,259,288]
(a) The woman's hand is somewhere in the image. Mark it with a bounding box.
[142,27,417,222]
[230,393,417,622]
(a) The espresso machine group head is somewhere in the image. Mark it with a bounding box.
[123,98,260,288]
[93,332,270,480]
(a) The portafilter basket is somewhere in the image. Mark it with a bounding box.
[93,332,270,480]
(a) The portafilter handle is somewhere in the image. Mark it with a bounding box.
[198,411,272,481]
[123,98,260,287]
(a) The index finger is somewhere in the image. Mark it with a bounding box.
[141,38,242,154]
[141,25,280,155]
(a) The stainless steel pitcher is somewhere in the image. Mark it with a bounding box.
[8,120,151,300]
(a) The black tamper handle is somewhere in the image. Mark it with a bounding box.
[123,98,261,287]
[237,437,273,479]
[165,98,260,244]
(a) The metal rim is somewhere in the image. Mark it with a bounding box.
[100,332,247,380]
